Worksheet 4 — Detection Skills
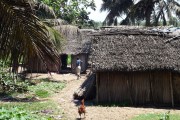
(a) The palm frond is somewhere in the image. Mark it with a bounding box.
[169,0,180,18]
[101,0,134,25]
[0,0,59,72]
[46,26,65,52]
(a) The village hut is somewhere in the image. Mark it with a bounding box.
[26,56,60,73]
[90,26,180,106]
[54,25,94,73]
[26,23,93,73]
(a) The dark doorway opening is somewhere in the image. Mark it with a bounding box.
[61,54,68,70]
[60,54,72,73]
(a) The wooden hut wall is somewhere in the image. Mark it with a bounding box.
[96,71,174,106]
[26,57,60,73]
[172,73,180,105]
[71,53,88,73]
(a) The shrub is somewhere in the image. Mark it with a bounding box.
[0,107,33,120]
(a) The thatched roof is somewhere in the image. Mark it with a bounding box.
[90,26,180,72]
[79,29,95,54]
[54,25,94,54]
[43,19,68,26]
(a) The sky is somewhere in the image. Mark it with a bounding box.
[88,0,107,22]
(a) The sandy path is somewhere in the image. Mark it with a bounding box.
[30,73,180,120]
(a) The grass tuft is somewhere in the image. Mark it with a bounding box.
[132,112,180,120]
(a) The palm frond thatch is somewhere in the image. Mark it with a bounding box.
[46,26,65,52]
[54,25,94,54]
[90,26,180,72]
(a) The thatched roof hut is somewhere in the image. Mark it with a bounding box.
[54,25,93,54]
[91,26,180,72]
[54,25,94,73]
[26,24,94,73]
[90,26,180,106]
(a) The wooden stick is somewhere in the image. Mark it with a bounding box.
[170,72,174,107]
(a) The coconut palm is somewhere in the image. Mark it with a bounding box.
[100,0,134,26]
[101,0,180,26]
[123,0,156,26]
[125,0,180,26]
[153,0,180,26]
[0,0,59,73]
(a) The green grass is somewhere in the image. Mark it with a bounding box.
[35,89,50,98]
[0,78,66,119]
[28,80,66,98]
[0,100,61,120]
[0,107,34,120]
[132,113,180,120]
[67,54,71,65]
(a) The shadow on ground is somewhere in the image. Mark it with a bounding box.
[0,93,40,102]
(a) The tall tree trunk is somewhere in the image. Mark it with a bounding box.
[162,11,167,26]
[145,0,154,26]
[145,12,151,26]
[154,5,164,26]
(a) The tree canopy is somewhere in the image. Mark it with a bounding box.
[38,0,96,27]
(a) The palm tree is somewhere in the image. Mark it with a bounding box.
[101,0,180,26]
[100,0,134,26]
[0,0,59,73]
[124,0,156,26]
[126,0,180,26]
[153,0,180,26]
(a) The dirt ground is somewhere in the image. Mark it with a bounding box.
[29,72,180,120]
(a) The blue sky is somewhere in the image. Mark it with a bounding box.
[88,0,107,22]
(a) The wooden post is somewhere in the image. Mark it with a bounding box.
[170,72,174,107]
[96,72,99,103]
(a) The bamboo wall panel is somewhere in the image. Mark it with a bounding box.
[129,72,150,105]
[97,71,173,105]
[173,73,180,105]
[27,57,60,72]
[109,72,129,103]
[98,72,108,102]
[150,71,171,104]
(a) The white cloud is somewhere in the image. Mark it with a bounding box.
[88,0,107,22]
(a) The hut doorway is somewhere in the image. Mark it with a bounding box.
[60,54,72,72]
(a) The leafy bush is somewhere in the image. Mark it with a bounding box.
[0,107,34,120]
[0,74,28,93]
[159,111,170,120]
[0,61,28,94]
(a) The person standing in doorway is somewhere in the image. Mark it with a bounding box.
[76,58,82,80]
